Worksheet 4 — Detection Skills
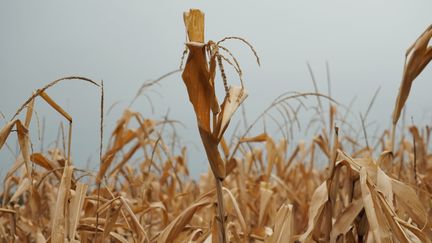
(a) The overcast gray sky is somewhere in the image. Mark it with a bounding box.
[1,1,431,176]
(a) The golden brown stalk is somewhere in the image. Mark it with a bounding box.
[182,9,227,242]
[181,9,256,242]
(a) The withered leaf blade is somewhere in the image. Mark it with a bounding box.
[181,9,218,134]
[392,25,432,125]
[24,95,35,128]
[391,178,428,228]
[182,42,215,133]
[9,177,31,203]
[376,167,394,211]
[51,165,73,243]
[359,167,383,243]
[215,85,248,140]
[39,91,72,123]
[239,133,269,143]
[68,182,88,240]
[157,190,215,243]
[270,204,294,243]
[0,120,15,150]
[30,153,55,171]
[16,120,31,178]
[259,184,273,227]
[223,187,247,236]
[330,198,363,242]
[118,196,148,241]
[299,182,329,242]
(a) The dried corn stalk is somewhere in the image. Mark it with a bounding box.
[181,8,257,243]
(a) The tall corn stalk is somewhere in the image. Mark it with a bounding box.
[181,9,256,242]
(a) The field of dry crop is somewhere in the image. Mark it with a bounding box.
[0,9,431,243]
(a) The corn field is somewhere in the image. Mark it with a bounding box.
[0,9,431,243]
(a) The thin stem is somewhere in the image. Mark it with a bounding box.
[411,117,418,185]
[391,123,396,154]
[413,130,418,185]
[96,80,104,241]
[215,177,227,243]
[67,122,72,166]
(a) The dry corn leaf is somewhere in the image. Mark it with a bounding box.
[157,190,215,243]
[375,192,411,243]
[109,142,140,177]
[393,25,432,125]
[16,120,31,178]
[182,41,216,133]
[239,133,269,143]
[138,201,168,227]
[102,201,122,240]
[51,165,73,243]
[397,218,430,243]
[376,151,392,168]
[0,120,15,150]
[329,198,363,242]
[24,95,35,128]
[36,230,46,243]
[259,185,273,227]
[118,196,148,241]
[97,126,138,183]
[220,137,230,158]
[269,204,294,243]
[314,134,330,159]
[39,91,72,122]
[409,126,427,170]
[359,167,383,243]
[110,232,129,243]
[299,182,328,242]
[30,153,55,171]
[265,136,277,178]
[222,187,247,237]
[376,168,394,211]
[215,86,248,140]
[29,185,42,221]
[9,177,30,203]
[68,182,88,241]
[391,178,428,229]
[187,228,205,242]
[270,174,302,206]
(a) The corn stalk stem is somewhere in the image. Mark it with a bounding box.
[215,176,227,243]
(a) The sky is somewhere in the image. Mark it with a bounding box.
[1,1,431,177]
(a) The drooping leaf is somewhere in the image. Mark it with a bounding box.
[393,25,432,125]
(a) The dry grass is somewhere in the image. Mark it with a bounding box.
[0,8,431,243]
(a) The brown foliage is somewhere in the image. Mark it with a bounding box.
[0,9,431,243]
